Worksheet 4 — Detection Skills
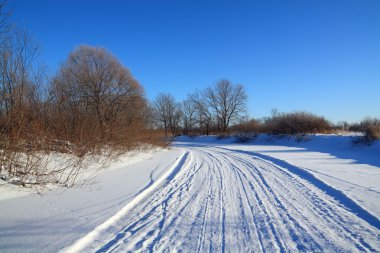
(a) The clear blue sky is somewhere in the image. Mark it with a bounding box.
[9,0,380,123]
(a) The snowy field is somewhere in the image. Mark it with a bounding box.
[1,135,380,252]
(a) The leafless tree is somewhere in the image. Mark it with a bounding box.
[181,98,196,135]
[188,91,213,135]
[0,1,12,44]
[0,29,44,114]
[0,1,53,185]
[153,93,182,137]
[0,28,46,170]
[50,45,146,151]
[204,79,247,133]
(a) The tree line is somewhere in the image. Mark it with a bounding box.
[152,79,248,137]
[0,2,164,186]
[0,1,248,185]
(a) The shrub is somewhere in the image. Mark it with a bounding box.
[360,118,380,142]
[265,111,331,135]
[231,119,261,141]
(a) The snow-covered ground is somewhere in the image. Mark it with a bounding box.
[1,135,379,252]
[0,148,183,252]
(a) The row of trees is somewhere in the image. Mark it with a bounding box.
[0,41,153,150]
[0,1,250,186]
[0,2,166,186]
[153,79,248,137]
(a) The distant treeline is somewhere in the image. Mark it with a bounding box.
[232,112,380,143]
[152,79,248,137]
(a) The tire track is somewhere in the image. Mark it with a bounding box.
[68,145,380,252]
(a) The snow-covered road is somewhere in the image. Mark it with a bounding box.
[67,143,380,252]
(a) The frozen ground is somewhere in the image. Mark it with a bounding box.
[0,149,183,252]
[1,135,379,252]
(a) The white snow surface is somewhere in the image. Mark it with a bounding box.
[1,134,380,252]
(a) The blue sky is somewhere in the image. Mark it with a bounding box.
[9,0,380,123]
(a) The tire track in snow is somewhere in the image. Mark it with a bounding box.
[214,147,379,252]
[195,164,212,253]
[63,145,380,252]
[215,148,377,252]
[59,151,190,253]
[221,146,380,230]
[107,157,200,251]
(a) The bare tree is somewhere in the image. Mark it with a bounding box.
[0,1,12,44]
[188,91,212,135]
[50,45,146,150]
[0,30,44,113]
[0,1,53,185]
[181,98,196,135]
[0,28,46,168]
[153,93,181,137]
[204,79,247,133]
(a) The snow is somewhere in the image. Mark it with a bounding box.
[0,180,30,201]
[1,134,379,252]
[0,148,183,252]
[230,134,380,218]
[60,151,189,253]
